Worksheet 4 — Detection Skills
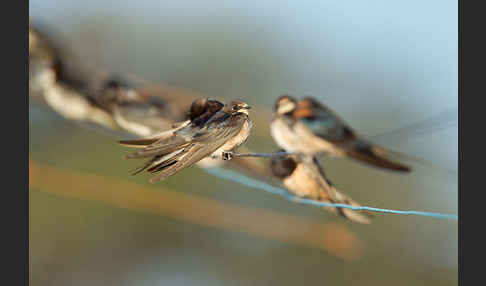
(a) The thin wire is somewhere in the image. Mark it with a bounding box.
[204,168,458,221]
[232,108,458,160]
[232,151,295,158]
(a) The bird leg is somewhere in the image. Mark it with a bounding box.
[209,151,234,160]
[221,151,234,161]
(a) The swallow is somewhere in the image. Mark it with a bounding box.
[119,99,252,182]
[270,95,411,172]
[270,151,372,224]
[29,25,62,99]
[29,24,185,136]
[182,97,228,168]
[29,24,91,95]
[89,76,186,137]
[29,24,119,130]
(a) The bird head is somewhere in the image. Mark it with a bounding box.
[274,95,297,115]
[226,100,251,115]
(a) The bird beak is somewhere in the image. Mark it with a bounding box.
[244,106,251,110]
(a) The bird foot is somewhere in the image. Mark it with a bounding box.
[221,151,234,161]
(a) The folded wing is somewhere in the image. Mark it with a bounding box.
[123,116,243,182]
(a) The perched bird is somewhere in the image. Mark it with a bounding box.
[270,152,372,224]
[270,95,410,172]
[91,76,186,137]
[29,25,58,98]
[29,25,118,130]
[29,24,95,98]
[29,25,81,99]
[119,99,252,182]
[29,23,186,137]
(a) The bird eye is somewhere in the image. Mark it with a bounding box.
[232,105,238,111]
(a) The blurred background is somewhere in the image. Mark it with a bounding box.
[29,1,457,285]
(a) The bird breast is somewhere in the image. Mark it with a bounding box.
[217,117,252,152]
[271,118,345,156]
[282,164,324,200]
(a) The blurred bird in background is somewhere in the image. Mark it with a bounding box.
[29,22,273,179]
[270,152,372,224]
[29,25,118,130]
[89,76,186,136]
[271,95,411,172]
[29,24,188,136]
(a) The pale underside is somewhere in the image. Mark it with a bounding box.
[282,158,371,224]
[270,118,345,156]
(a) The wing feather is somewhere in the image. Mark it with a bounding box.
[127,115,244,182]
[303,156,372,224]
[295,98,357,144]
[148,126,241,182]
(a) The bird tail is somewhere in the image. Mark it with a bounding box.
[121,134,188,159]
[324,191,373,224]
[118,138,159,148]
[129,147,188,176]
[118,122,188,148]
[345,141,411,172]
[119,132,192,178]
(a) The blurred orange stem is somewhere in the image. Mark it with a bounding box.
[29,159,364,261]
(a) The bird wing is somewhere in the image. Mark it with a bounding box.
[147,120,244,182]
[118,120,190,149]
[304,156,372,224]
[126,113,245,182]
[118,137,160,148]
[124,131,191,159]
[294,98,357,145]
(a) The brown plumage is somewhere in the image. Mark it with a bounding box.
[118,97,225,147]
[119,99,252,182]
[271,95,411,173]
[270,152,372,224]
[88,76,186,136]
[189,97,224,125]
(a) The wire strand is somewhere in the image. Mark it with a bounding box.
[204,168,458,221]
[232,151,295,158]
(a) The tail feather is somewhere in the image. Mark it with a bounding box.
[118,138,159,148]
[147,150,185,173]
[325,192,372,224]
[147,160,178,173]
[118,122,188,149]
[125,143,186,159]
[149,145,207,183]
[125,138,189,159]
[346,143,411,172]
[130,147,189,176]
[130,156,159,175]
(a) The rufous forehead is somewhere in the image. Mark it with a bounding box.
[297,100,314,108]
[293,107,314,118]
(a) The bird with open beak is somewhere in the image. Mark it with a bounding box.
[270,95,410,172]
[270,152,372,224]
[119,99,252,182]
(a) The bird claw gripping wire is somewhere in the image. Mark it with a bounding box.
[221,151,234,161]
